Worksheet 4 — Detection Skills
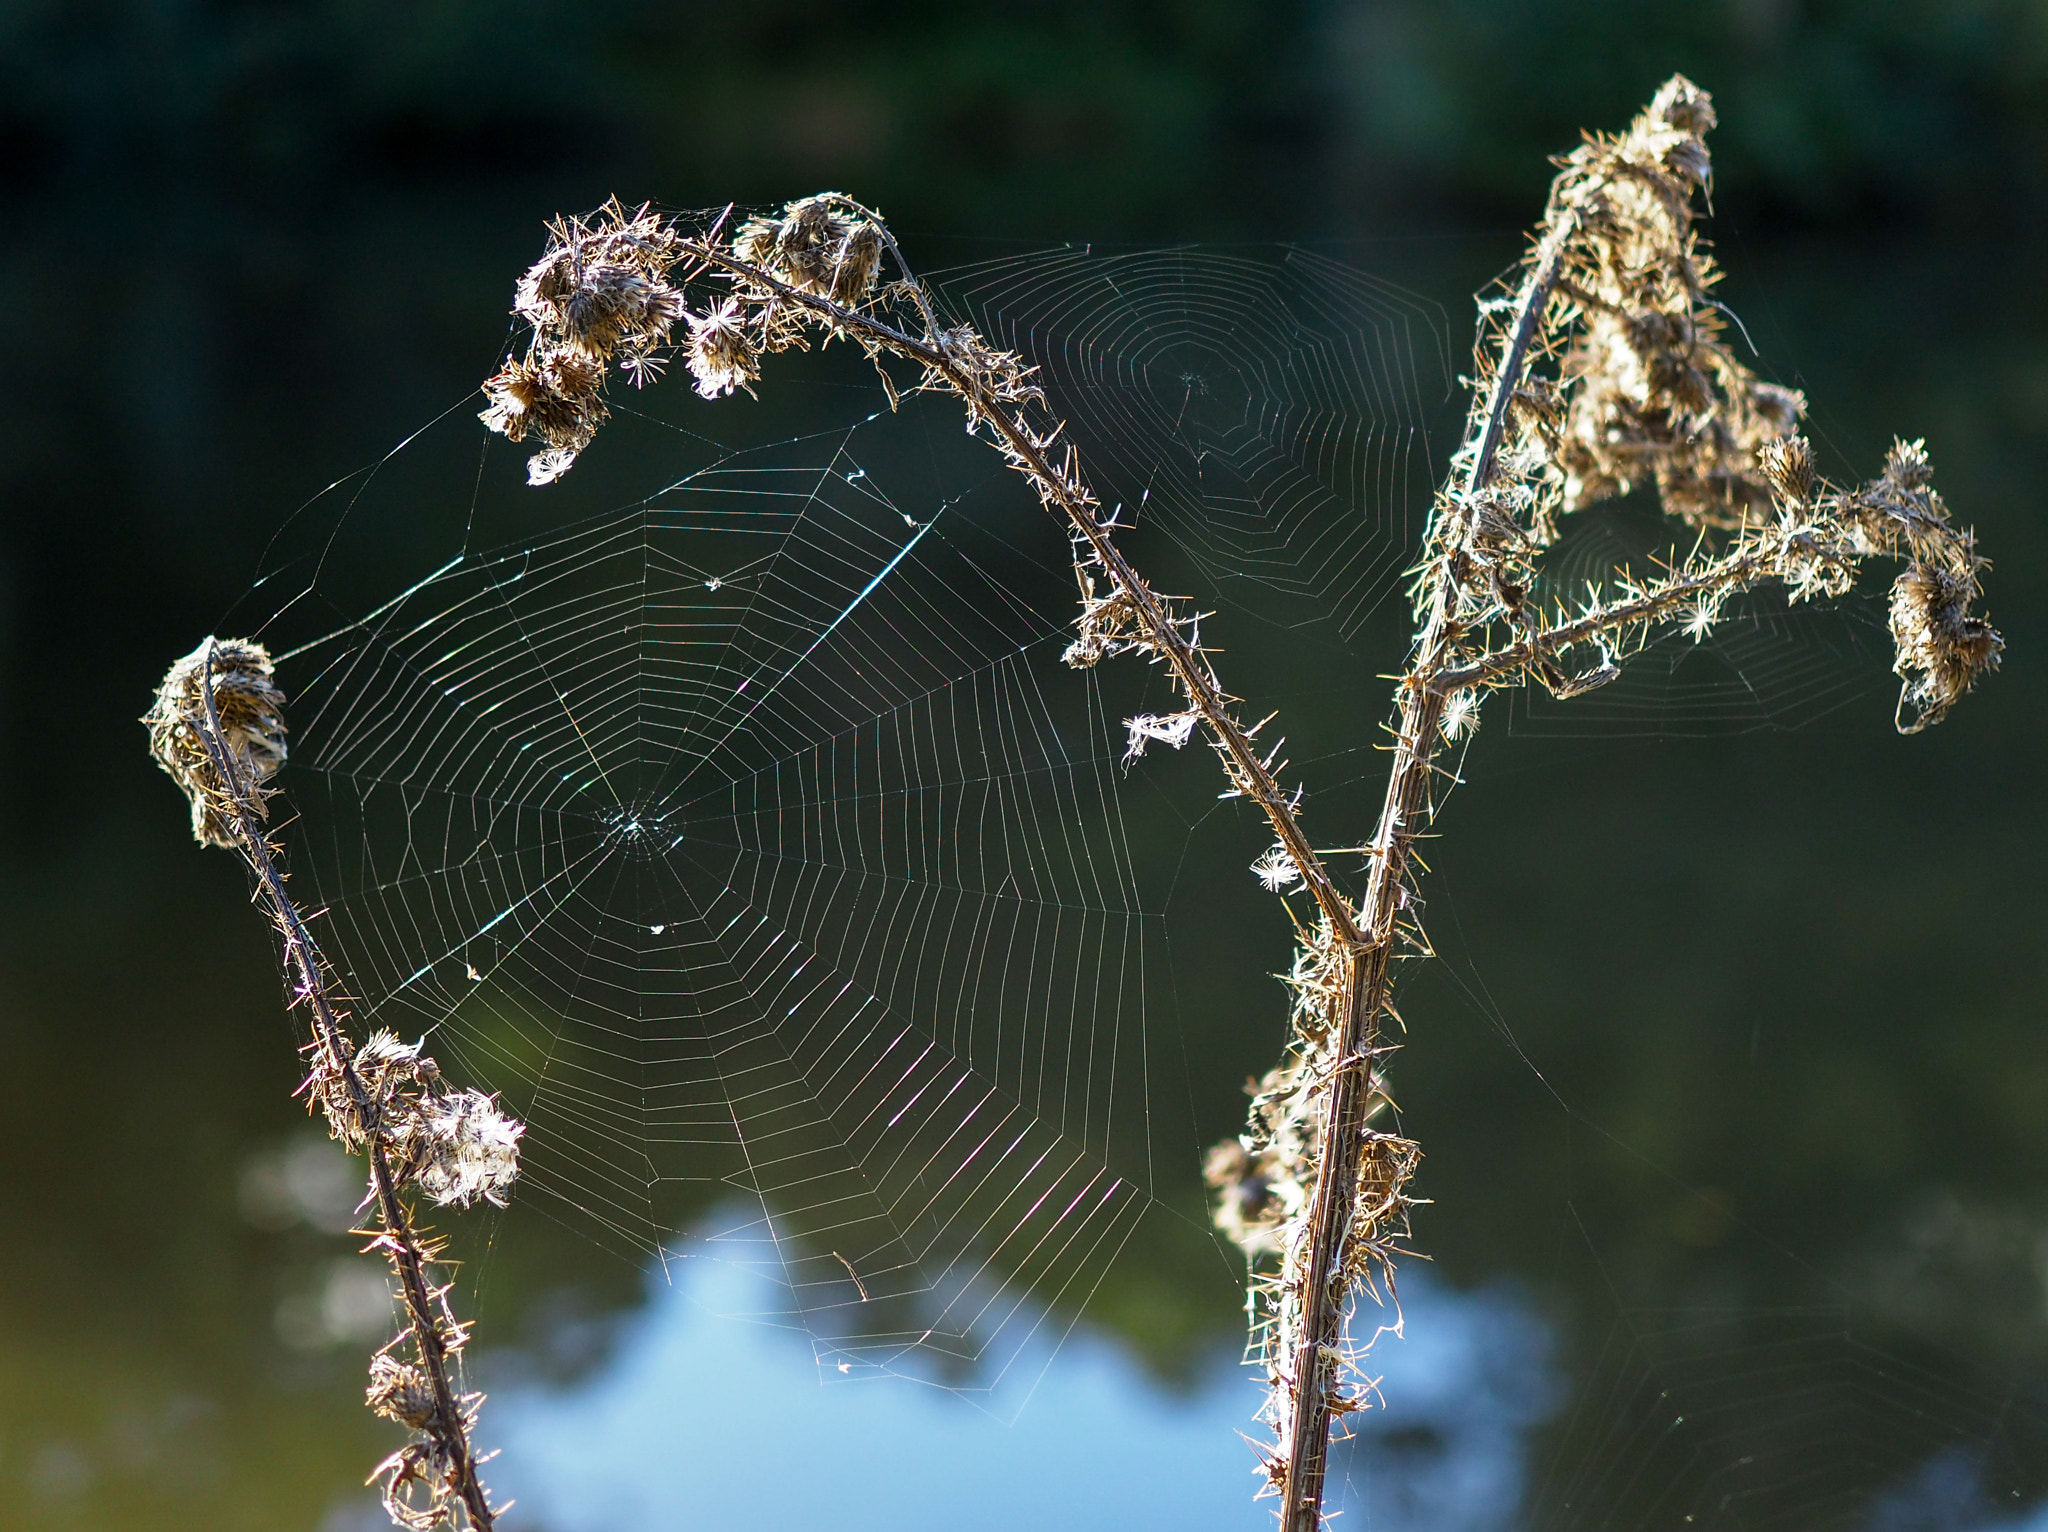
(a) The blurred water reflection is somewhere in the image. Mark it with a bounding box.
[432,1213,1555,1532]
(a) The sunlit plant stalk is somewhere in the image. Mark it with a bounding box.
[481,75,1999,1528]
[145,640,520,1531]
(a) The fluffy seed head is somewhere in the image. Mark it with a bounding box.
[1251,843,1304,892]
[1439,689,1481,742]
[144,638,288,848]
[685,299,760,399]
[1122,710,1199,763]
[413,1089,524,1208]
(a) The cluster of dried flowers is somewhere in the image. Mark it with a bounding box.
[480,193,902,483]
[479,197,688,484]
[481,192,1058,479]
[147,638,516,1531]
[1409,74,2000,733]
[488,93,1999,1524]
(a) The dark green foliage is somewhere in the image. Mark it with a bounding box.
[3,0,2046,232]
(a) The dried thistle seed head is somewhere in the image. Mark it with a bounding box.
[733,196,884,306]
[307,1027,525,1205]
[513,199,684,342]
[356,1028,428,1082]
[479,349,607,445]
[307,1029,428,1152]
[480,347,608,483]
[1640,73,1716,185]
[1890,552,2003,731]
[1883,437,1936,493]
[367,1353,437,1431]
[732,212,777,268]
[144,638,287,848]
[829,220,884,306]
[1759,433,1817,506]
[776,198,843,292]
[559,262,684,357]
[685,299,760,399]
[412,1089,524,1208]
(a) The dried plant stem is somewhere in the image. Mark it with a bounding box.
[484,125,1998,1525]
[187,647,499,1532]
[667,227,1398,1529]
[1270,198,1584,1532]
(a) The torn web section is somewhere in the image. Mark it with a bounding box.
[931,246,1453,643]
[260,408,1165,1418]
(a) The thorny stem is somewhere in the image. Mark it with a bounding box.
[678,237,1363,949]
[681,228,1396,1532]
[195,644,496,1532]
[1428,542,1768,693]
[1269,197,1585,1531]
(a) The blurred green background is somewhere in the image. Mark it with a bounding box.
[2,1,2046,1528]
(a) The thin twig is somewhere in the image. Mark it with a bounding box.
[194,646,498,1532]
[147,637,510,1531]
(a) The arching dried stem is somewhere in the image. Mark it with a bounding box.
[484,189,1416,1519]
[146,639,517,1531]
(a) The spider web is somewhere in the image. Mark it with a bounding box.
[1519,1305,2048,1530]
[225,235,1915,1434]
[222,240,1477,1417]
[254,422,1167,1413]
[932,245,1452,640]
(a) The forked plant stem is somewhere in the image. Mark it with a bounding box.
[1274,201,1582,1531]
